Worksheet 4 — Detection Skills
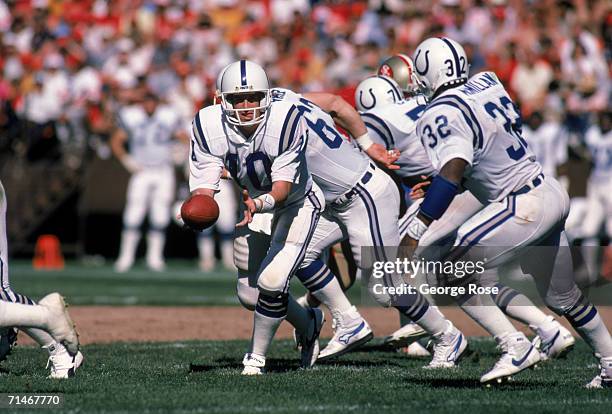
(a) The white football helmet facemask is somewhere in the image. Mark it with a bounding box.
[412,37,469,98]
[354,75,403,112]
[377,54,422,98]
[219,60,271,126]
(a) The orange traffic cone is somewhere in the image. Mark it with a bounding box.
[33,235,65,270]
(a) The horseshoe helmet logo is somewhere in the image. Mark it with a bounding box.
[414,49,430,76]
[358,88,377,110]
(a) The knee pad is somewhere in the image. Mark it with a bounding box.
[233,230,271,273]
[236,277,258,311]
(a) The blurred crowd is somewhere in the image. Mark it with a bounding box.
[0,0,610,192]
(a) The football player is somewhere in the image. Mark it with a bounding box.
[189,60,326,375]
[357,73,575,363]
[403,37,612,387]
[112,91,187,272]
[0,180,81,378]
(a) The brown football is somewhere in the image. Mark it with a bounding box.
[180,194,219,231]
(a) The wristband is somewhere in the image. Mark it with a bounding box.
[405,216,429,241]
[354,132,374,151]
[254,193,276,213]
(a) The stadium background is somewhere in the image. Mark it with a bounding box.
[0,1,611,412]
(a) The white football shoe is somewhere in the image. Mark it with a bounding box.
[297,308,325,368]
[114,257,133,273]
[531,316,575,361]
[480,331,541,385]
[585,356,612,389]
[383,322,428,349]
[38,293,79,355]
[47,343,84,379]
[425,321,468,369]
[318,306,373,361]
[241,353,265,375]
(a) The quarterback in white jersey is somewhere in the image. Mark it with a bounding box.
[189,60,326,375]
[405,37,612,387]
[112,92,186,272]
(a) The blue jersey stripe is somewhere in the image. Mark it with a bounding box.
[361,112,395,148]
[193,113,210,153]
[441,37,461,79]
[240,60,247,86]
[278,105,300,154]
[429,94,483,148]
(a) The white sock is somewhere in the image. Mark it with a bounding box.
[117,229,139,264]
[413,305,448,335]
[250,295,287,357]
[22,327,56,347]
[198,237,214,263]
[566,303,612,358]
[0,301,48,328]
[146,230,165,264]
[460,292,517,337]
[221,240,236,270]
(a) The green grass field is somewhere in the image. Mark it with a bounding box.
[2,261,611,413]
[0,340,610,413]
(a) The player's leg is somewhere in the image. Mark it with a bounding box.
[217,180,238,270]
[579,183,606,285]
[295,214,372,360]
[0,182,82,377]
[147,167,175,271]
[244,188,325,374]
[478,268,575,360]
[524,226,612,388]
[115,172,149,272]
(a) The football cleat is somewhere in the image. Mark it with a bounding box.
[241,353,265,375]
[114,257,133,273]
[425,321,468,369]
[532,317,575,361]
[297,308,325,368]
[318,306,373,361]
[47,345,84,379]
[383,322,428,349]
[0,327,18,363]
[38,293,79,355]
[480,332,541,385]
[585,356,612,389]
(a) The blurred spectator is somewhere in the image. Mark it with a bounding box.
[510,45,553,116]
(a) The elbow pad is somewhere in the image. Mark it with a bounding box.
[419,175,458,220]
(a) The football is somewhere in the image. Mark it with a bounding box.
[180,194,219,231]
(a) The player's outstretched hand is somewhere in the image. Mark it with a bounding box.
[410,176,431,200]
[236,190,256,227]
[365,143,400,170]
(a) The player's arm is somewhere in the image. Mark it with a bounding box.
[402,107,474,247]
[110,126,141,173]
[189,117,224,197]
[303,92,400,169]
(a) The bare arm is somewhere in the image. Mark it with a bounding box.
[110,128,141,173]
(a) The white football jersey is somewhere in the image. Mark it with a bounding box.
[585,125,612,183]
[189,101,311,206]
[360,95,435,178]
[270,88,370,203]
[417,72,542,203]
[118,104,180,168]
[523,122,567,179]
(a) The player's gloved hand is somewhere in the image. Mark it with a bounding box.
[365,143,400,170]
[236,190,256,227]
[120,155,143,173]
[410,176,431,200]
